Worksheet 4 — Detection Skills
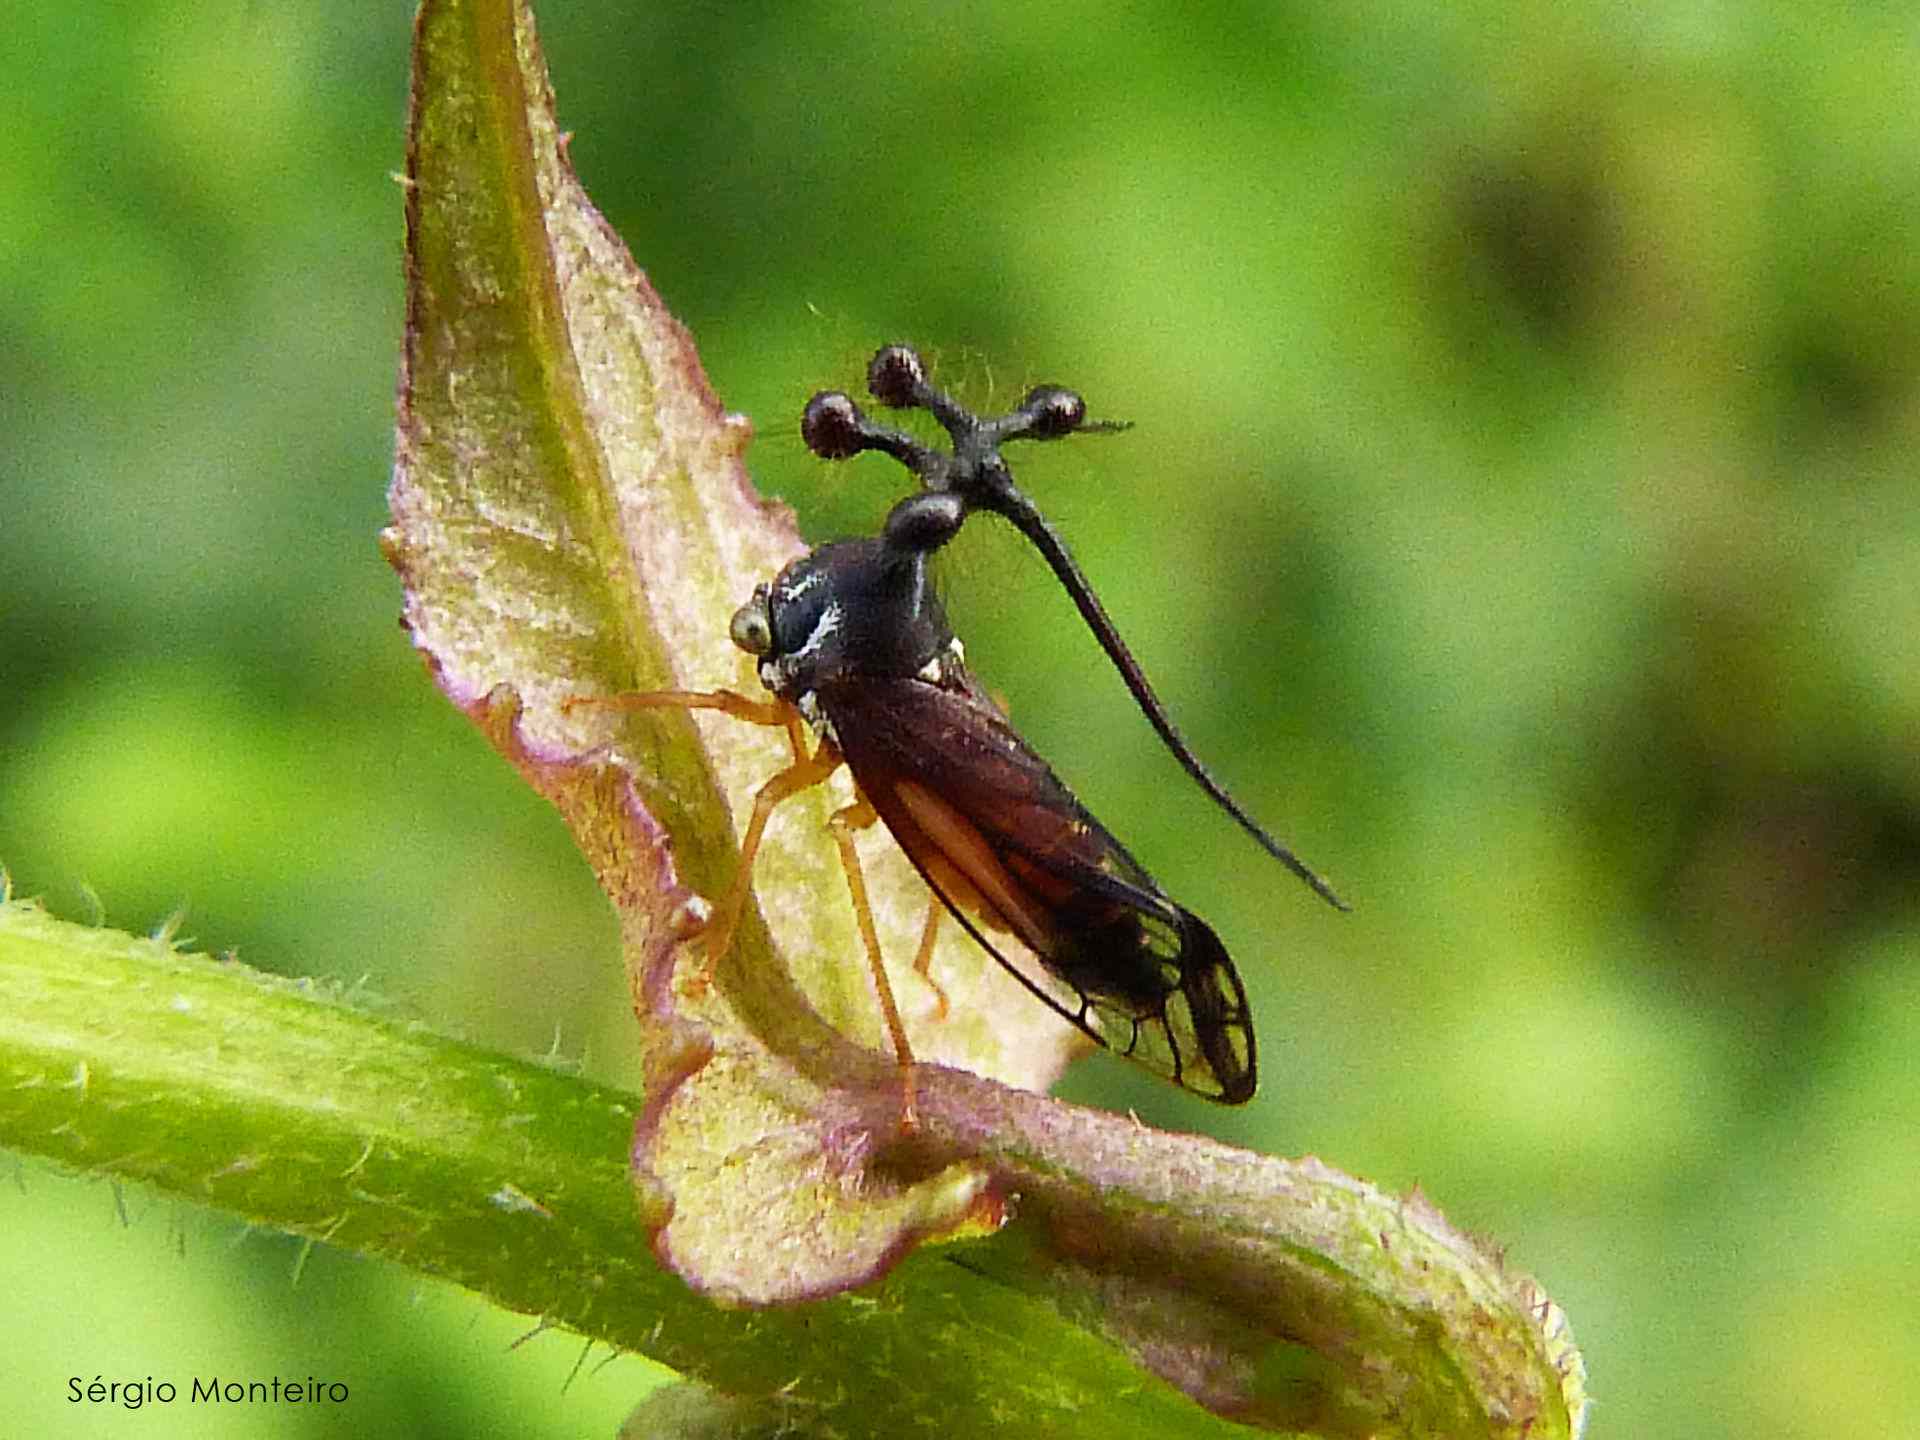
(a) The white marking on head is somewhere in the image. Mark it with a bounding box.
[788,600,843,662]
[781,568,823,601]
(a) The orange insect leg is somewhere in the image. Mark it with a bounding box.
[911,898,951,1022]
[828,793,920,1126]
[570,687,923,1125]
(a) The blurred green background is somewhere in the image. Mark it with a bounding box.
[4,0,1917,1434]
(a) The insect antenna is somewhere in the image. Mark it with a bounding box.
[801,344,1348,912]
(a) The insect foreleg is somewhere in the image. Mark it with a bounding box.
[566,687,810,759]
[570,687,831,988]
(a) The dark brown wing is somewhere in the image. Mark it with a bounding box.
[819,671,1256,1103]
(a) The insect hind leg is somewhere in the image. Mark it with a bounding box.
[911,899,951,1021]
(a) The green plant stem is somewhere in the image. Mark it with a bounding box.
[0,900,1257,1439]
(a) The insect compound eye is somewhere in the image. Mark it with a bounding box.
[883,490,965,555]
[866,344,927,408]
[1019,385,1087,439]
[801,390,868,460]
[728,594,775,656]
